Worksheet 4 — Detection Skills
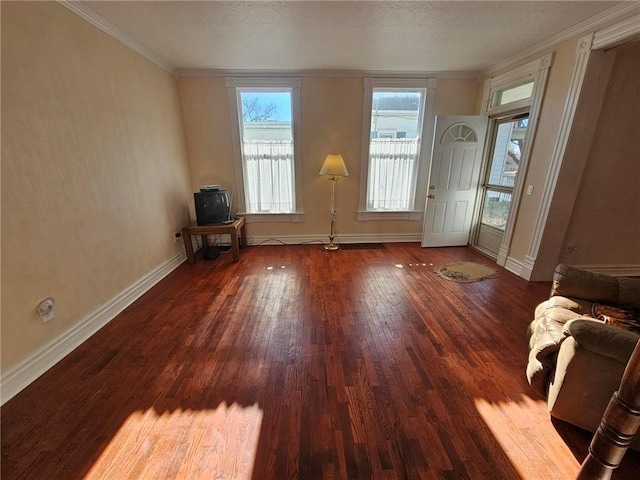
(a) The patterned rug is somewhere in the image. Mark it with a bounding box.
[434,261,500,283]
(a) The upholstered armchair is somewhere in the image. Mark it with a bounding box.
[527,264,640,448]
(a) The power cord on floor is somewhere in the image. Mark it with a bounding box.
[248,237,332,247]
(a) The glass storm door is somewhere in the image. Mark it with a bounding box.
[474,114,529,257]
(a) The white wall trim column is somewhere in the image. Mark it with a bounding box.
[520,34,594,280]
[521,13,640,281]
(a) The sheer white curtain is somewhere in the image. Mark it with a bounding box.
[242,140,294,213]
[367,138,419,210]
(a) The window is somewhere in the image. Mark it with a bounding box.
[442,123,477,143]
[481,54,552,117]
[238,90,293,213]
[359,78,436,220]
[226,77,303,221]
[491,80,534,108]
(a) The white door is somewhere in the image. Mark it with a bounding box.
[421,116,487,247]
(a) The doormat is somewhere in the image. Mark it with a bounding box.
[340,243,386,250]
[434,261,500,283]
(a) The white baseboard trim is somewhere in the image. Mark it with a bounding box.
[573,264,640,277]
[469,244,498,262]
[496,245,510,268]
[520,256,536,281]
[247,233,422,246]
[504,257,525,277]
[0,251,187,406]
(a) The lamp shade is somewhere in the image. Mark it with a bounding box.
[319,154,349,177]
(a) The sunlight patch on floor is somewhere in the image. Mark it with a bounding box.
[84,402,263,480]
[474,397,581,479]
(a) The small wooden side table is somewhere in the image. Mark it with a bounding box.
[182,217,246,263]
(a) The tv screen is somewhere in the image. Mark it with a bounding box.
[194,190,231,225]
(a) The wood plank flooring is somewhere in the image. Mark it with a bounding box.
[2,244,639,479]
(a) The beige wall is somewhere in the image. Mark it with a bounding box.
[559,41,640,266]
[1,2,192,370]
[177,75,480,239]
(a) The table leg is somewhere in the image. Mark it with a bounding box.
[239,223,247,248]
[200,234,209,252]
[182,230,195,264]
[231,227,240,262]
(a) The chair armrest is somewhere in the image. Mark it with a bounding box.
[552,264,640,308]
[564,319,639,364]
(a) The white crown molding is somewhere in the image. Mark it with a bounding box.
[592,14,640,50]
[178,69,480,79]
[57,1,175,74]
[1,251,186,405]
[482,2,640,76]
[53,2,638,82]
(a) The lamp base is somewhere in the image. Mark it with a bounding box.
[323,242,340,251]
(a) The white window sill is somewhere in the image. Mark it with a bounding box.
[239,212,305,223]
[357,211,422,221]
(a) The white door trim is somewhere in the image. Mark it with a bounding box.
[479,54,554,268]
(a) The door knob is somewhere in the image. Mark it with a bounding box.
[427,194,435,199]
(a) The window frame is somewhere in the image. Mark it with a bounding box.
[358,78,437,221]
[476,53,553,266]
[489,80,535,111]
[226,77,304,223]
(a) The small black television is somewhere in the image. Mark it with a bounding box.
[194,190,231,225]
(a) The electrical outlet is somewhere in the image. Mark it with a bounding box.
[38,298,55,323]
[526,185,534,196]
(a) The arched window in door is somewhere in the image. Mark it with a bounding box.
[441,123,478,143]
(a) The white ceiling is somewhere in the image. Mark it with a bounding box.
[80,1,627,74]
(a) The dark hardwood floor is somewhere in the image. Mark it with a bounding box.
[2,243,639,479]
